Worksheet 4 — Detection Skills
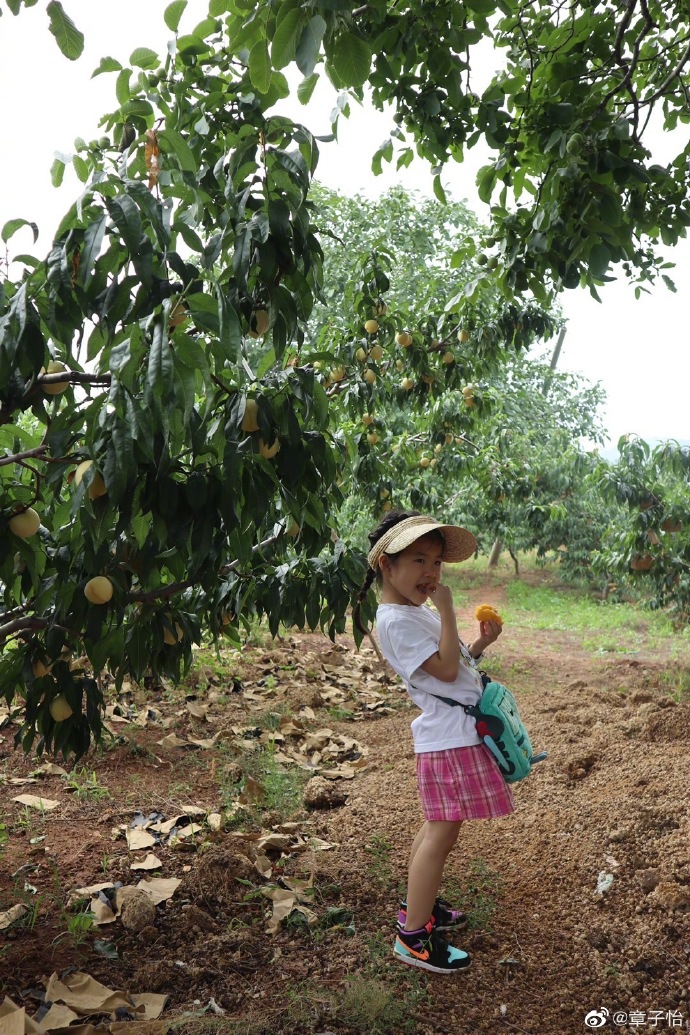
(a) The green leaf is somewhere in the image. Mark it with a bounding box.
[433,174,447,204]
[588,243,610,279]
[91,56,123,78]
[115,68,132,106]
[296,15,326,78]
[272,7,304,69]
[46,1,84,60]
[157,128,197,172]
[73,155,89,183]
[2,219,38,245]
[130,47,159,68]
[164,0,187,31]
[50,158,66,188]
[216,287,242,361]
[79,214,107,288]
[249,39,272,93]
[107,196,143,256]
[209,0,229,13]
[145,319,174,411]
[328,31,371,88]
[297,73,319,105]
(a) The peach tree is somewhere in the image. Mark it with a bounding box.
[0,3,558,757]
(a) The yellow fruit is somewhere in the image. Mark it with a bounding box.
[445,433,454,445]
[169,300,188,328]
[356,347,367,362]
[375,301,387,316]
[395,358,405,371]
[8,508,41,538]
[362,413,374,426]
[370,344,384,361]
[163,619,184,645]
[74,460,107,499]
[458,328,470,343]
[241,398,260,433]
[258,437,281,459]
[381,500,392,512]
[41,360,69,395]
[430,458,438,468]
[364,319,379,334]
[286,520,300,537]
[434,443,443,454]
[366,431,379,445]
[462,384,477,395]
[442,351,455,364]
[32,658,53,678]
[49,695,73,722]
[401,377,414,391]
[419,456,431,469]
[475,603,503,626]
[330,365,346,382]
[379,488,390,499]
[396,331,413,347]
[84,576,113,604]
[464,394,475,407]
[249,309,270,338]
[363,368,377,384]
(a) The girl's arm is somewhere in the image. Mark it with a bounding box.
[419,583,460,682]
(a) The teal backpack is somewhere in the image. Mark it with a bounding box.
[431,678,547,783]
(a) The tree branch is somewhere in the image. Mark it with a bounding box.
[0,615,48,644]
[0,446,49,468]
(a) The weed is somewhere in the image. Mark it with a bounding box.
[219,743,309,826]
[331,972,426,1034]
[64,768,111,802]
[256,704,291,731]
[444,857,503,932]
[659,665,690,702]
[0,823,7,856]
[54,908,95,947]
[328,706,354,722]
[364,833,394,885]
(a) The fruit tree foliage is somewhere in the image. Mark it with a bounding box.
[0,3,559,757]
[221,0,690,299]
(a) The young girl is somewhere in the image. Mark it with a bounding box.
[354,510,512,975]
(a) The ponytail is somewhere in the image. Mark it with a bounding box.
[353,509,421,635]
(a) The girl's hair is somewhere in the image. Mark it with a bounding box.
[353,509,422,636]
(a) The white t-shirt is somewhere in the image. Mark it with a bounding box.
[376,602,483,753]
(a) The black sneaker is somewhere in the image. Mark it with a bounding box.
[394,926,471,975]
[398,897,468,931]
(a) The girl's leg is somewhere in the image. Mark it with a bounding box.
[403,820,462,931]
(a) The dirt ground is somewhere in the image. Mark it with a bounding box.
[2,569,690,1035]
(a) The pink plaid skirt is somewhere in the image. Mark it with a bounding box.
[416,744,515,822]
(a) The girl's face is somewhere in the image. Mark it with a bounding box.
[379,534,444,606]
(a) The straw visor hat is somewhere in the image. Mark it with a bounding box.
[367,515,476,571]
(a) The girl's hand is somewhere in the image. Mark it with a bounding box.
[469,618,502,658]
[479,618,502,646]
[430,581,454,614]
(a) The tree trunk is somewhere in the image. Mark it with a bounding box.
[488,538,503,567]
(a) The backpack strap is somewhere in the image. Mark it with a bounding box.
[416,689,481,719]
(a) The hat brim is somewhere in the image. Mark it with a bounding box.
[384,521,476,563]
[368,516,477,570]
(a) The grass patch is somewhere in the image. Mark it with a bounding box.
[219,743,310,827]
[444,858,503,932]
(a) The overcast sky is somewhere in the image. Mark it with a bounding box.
[1,0,687,450]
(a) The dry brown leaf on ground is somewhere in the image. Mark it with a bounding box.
[0,904,28,931]
[12,794,60,810]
